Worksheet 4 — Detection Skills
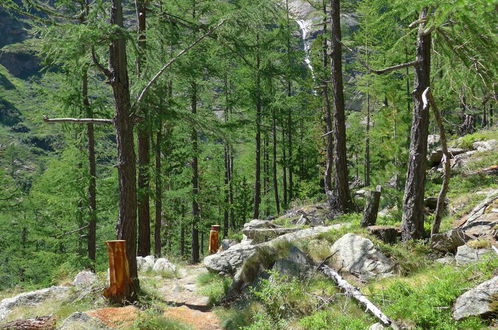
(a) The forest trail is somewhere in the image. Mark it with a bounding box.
[158,264,222,330]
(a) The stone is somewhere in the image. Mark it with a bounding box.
[220,239,238,251]
[472,139,498,152]
[137,255,155,272]
[430,228,470,253]
[1,315,56,329]
[427,134,440,149]
[273,246,313,277]
[369,323,386,330]
[451,150,477,169]
[455,245,492,265]
[329,233,395,280]
[73,270,97,287]
[435,256,455,265]
[459,190,498,240]
[278,203,329,227]
[367,226,401,244]
[428,147,468,167]
[59,312,110,330]
[242,227,301,243]
[453,276,498,320]
[153,258,176,273]
[204,243,257,275]
[243,219,278,230]
[0,286,69,321]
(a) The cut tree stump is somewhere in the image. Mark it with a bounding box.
[209,225,221,254]
[361,185,382,227]
[104,240,133,304]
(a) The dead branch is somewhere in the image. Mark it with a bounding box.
[134,19,226,108]
[91,47,112,78]
[43,116,114,124]
[57,225,89,238]
[319,264,394,326]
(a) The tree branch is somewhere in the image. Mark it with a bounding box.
[91,47,112,78]
[134,18,226,108]
[57,225,89,238]
[340,41,419,75]
[43,115,114,124]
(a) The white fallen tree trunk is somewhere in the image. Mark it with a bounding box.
[320,264,394,326]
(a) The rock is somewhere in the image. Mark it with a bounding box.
[73,270,97,287]
[329,233,395,280]
[451,150,477,169]
[459,190,498,240]
[220,239,238,251]
[428,147,468,167]
[453,276,498,320]
[228,225,345,292]
[137,255,155,272]
[455,245,492,265]
[369,323,386,330]
[273,246,313,277]
[430,228,470,253]
[204,243,257,275]
[367,226,401,244]
[0,286,69,321]
[243,219,278,230]
[435,256,455,265]
[279,203,329,227]
[153,258,176,273]
[1,315,56,329]
[427,134,440,149]
[242,227,301,243]
[59,312,110,330]
[472,139,498,152]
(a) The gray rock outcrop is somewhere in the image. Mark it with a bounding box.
[153,258,177,273]
[58,312,109,330]
[430,228,470,253]
[0,286,69,321]
[329,233,395,280]
[453,276,498,320]
[273,246,313,277]
[204,241,257,275]
[459,189,498,240]
[137,255,155,272]
[73,270,97,287]
[455,245,492,265]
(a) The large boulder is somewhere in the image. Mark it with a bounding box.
[137,255,155,272]
[59,312,110,330]
[453,276,498,320]
[277,203,329,227]
[0,286,69,321]
[273,246,314,277]
[455,245,492,265]
[329,233,395,280]
[367,226,401,244]
[472,139,498,152]
[243,227,301,243]
[153,258,176,273]
[220,239,239,251]
[458,190,498,240]
[430,228,470,253]
[204,242,257,275]
[73,270,97,287]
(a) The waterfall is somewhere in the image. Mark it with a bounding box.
[296,19,315,78]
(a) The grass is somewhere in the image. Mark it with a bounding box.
[196,272,231,306]
[450,128,498,149]
[131,310,193,330]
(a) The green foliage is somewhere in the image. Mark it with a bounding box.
[197,272,231,306]
[133,310,192,330]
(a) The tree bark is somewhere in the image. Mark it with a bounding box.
[82,68,97,269]
[253,34,262,219]
[425,89,450,236]
[329,0,353,213]
[154,126,162,257]
[401,8,431,241]
[322,0,333,193]
[191,82,200,263]
[109,0,139,301]
[272,106,280,214]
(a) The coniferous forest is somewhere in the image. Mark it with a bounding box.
[0,0,497,329]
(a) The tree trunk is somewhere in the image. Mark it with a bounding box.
[364,49,371,187]
[272,106,281,214]
[154,126,162,258]
[223,76,230,236]
[253,34,262,219]
[264,132,270,217]
[82,69,97,269]
[361,185,382,227]
[401,8,431,241]
[109,0,139,302]
[323,0,333,193]
[329,0,352,213]
[191,82,200,263]
[136,0,150,257]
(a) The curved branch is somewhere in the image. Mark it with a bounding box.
[43,116,114,124]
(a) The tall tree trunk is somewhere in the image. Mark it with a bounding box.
[223,76,231,236]
[136,0,151,257]
[282,128,288,208]
[191,82,200,263]
[253,34,262,219]
[109,0,139,301]
[401,8,431,241]
[154,126,162,257]
[272,107,281,214]
[365,90,371,187]
[329,0,352,213]
[323,0,333,192]
[264,132,270,216]
[82,69,97,269]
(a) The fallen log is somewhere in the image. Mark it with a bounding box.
[319,264,394,326]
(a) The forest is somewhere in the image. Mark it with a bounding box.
[0,0,497,329]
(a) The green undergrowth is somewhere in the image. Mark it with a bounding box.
[368,256,498,329]
[197,272,231,306]
[132,309,192,330]
[450,128,498,149]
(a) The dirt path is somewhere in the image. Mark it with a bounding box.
[158,264,222,330]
